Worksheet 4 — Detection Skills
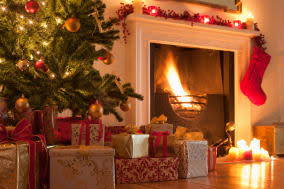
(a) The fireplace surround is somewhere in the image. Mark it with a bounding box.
[124,14,260,143]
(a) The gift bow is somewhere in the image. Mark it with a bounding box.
[125,124,140,134]
[151,131,170,157]
[0,119,47,189]
[78,119,103,145]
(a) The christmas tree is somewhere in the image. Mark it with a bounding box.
[0,0,143,122]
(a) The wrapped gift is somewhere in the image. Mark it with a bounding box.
[115,157,178,184]
[149,131,176,157]
[49,145,115,189]
[55,117,100,144]
[175,140,208,178]
[71,119,104,146]
[150,123,174,134]
[208,146,217,171]
[104,125,126,146]
[0,119,48,189]
[112,134,149,158]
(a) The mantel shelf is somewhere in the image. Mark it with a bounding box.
[127,14,260,38]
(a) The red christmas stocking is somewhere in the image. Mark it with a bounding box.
[240,47,271,106]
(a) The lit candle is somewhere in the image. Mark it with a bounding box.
[202,15,210,24]
[233,20,242,29]
[228,147,240,161]
[246,12,254,30]
[243,150,252,160]
[133,0,143,14]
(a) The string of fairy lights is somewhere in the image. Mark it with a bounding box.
[0,1,70,79]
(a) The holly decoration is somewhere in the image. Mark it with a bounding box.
[65,17,81,32]
[98,51,114,65]
[25,0,40,14]
[88,103,103,119]
[16,59,30,71]
[15,96,30,113]
[35,57,48,72]
[120,101,131,112]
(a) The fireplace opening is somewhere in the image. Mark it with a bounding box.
[150,43,235,146]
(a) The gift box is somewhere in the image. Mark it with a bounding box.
[71,120,104,146]
[112,134,149,158]
[150,123,174,134]
[208,146,217,171]
[175,140,208,178]
[115,157,178,184]
[104,125,126,146]
[55,117,101,144]
[0,119,48,189]
[49,145,115,189]
[149,131,176,157]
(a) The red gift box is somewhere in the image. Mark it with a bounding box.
[104,125,126,144]
[115,157,178,184]
[208,147,217,171]
[56,117,100,144]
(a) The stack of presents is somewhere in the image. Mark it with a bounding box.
[0,114,216,189]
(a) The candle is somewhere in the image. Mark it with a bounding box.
[246,12,254,30]
[133,0,143,14]
[228,147,240,161]
[243,150,252,160]
[233,20,241,29]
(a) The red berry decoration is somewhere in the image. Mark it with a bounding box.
[98,51,114,65]
[35,57,48,72]
[25,0,40,14]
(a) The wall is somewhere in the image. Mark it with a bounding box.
[89,0,281,126]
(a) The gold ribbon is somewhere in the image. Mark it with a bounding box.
[151,114,167,124]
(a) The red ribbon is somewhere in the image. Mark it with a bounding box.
[78,119,103,145]
[150,131,170,157]
[0,119,47,189]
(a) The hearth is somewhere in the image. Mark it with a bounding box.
[150,44,235,145]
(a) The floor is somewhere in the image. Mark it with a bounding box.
[117,158,284,189]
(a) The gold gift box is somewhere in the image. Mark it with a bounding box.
[112,134,149,158]
[254,123,284,155]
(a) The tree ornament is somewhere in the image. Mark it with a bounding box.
[98,51,114,65]
[16,59,30,71]
[35,57,48,72]
[120,101,131,112]
[240,47,271,106]
[25,0,40,14]
[15,96,30,113]
[65,17,81,32]
[88,104,103,119]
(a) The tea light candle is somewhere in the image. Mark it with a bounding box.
[133,0,143,14]
[246,12,254,30]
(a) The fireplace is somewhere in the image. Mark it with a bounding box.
[124,14,260,143]
[150,44,235,144]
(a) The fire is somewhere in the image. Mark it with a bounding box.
[165,52,192,108]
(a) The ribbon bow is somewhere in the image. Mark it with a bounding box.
[78,119,103,145]
[0,119,47,189]
[150,131,170,157]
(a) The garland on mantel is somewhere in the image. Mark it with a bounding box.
[116,3,266,50]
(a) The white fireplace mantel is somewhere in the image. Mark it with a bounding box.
[125,14,260,143]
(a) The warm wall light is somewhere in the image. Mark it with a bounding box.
[148,6,159,16]
[201,15,210,24]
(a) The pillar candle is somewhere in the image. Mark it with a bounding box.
[228,147,240,161]
[246,13,254,30]
[133,0,143,14]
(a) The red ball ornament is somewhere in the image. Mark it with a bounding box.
[35,57,48,72]
[25,1,40,14]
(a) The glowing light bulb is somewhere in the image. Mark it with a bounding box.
[29,20,33,24]
[30,54,34,60]
[19,26,24,31]
[42,23,48,28]
[1,7,6,11]
[56,18,62,24]
[20,15,24,19]
[41,2,46,6]
[248,12,254,19]
[65,71,70,76]
[42,41,48,46]
[36,51,40,55]
[0,59,3,63]
[50,73,55,78]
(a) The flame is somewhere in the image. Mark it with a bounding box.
[165,52,192,108]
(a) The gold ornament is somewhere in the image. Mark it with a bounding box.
[103,52,114,65]
[120,101,131,112]
[88,104,103,119]
[65,17,81,32]
[16,60,30,71]
[15,96,30,113]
